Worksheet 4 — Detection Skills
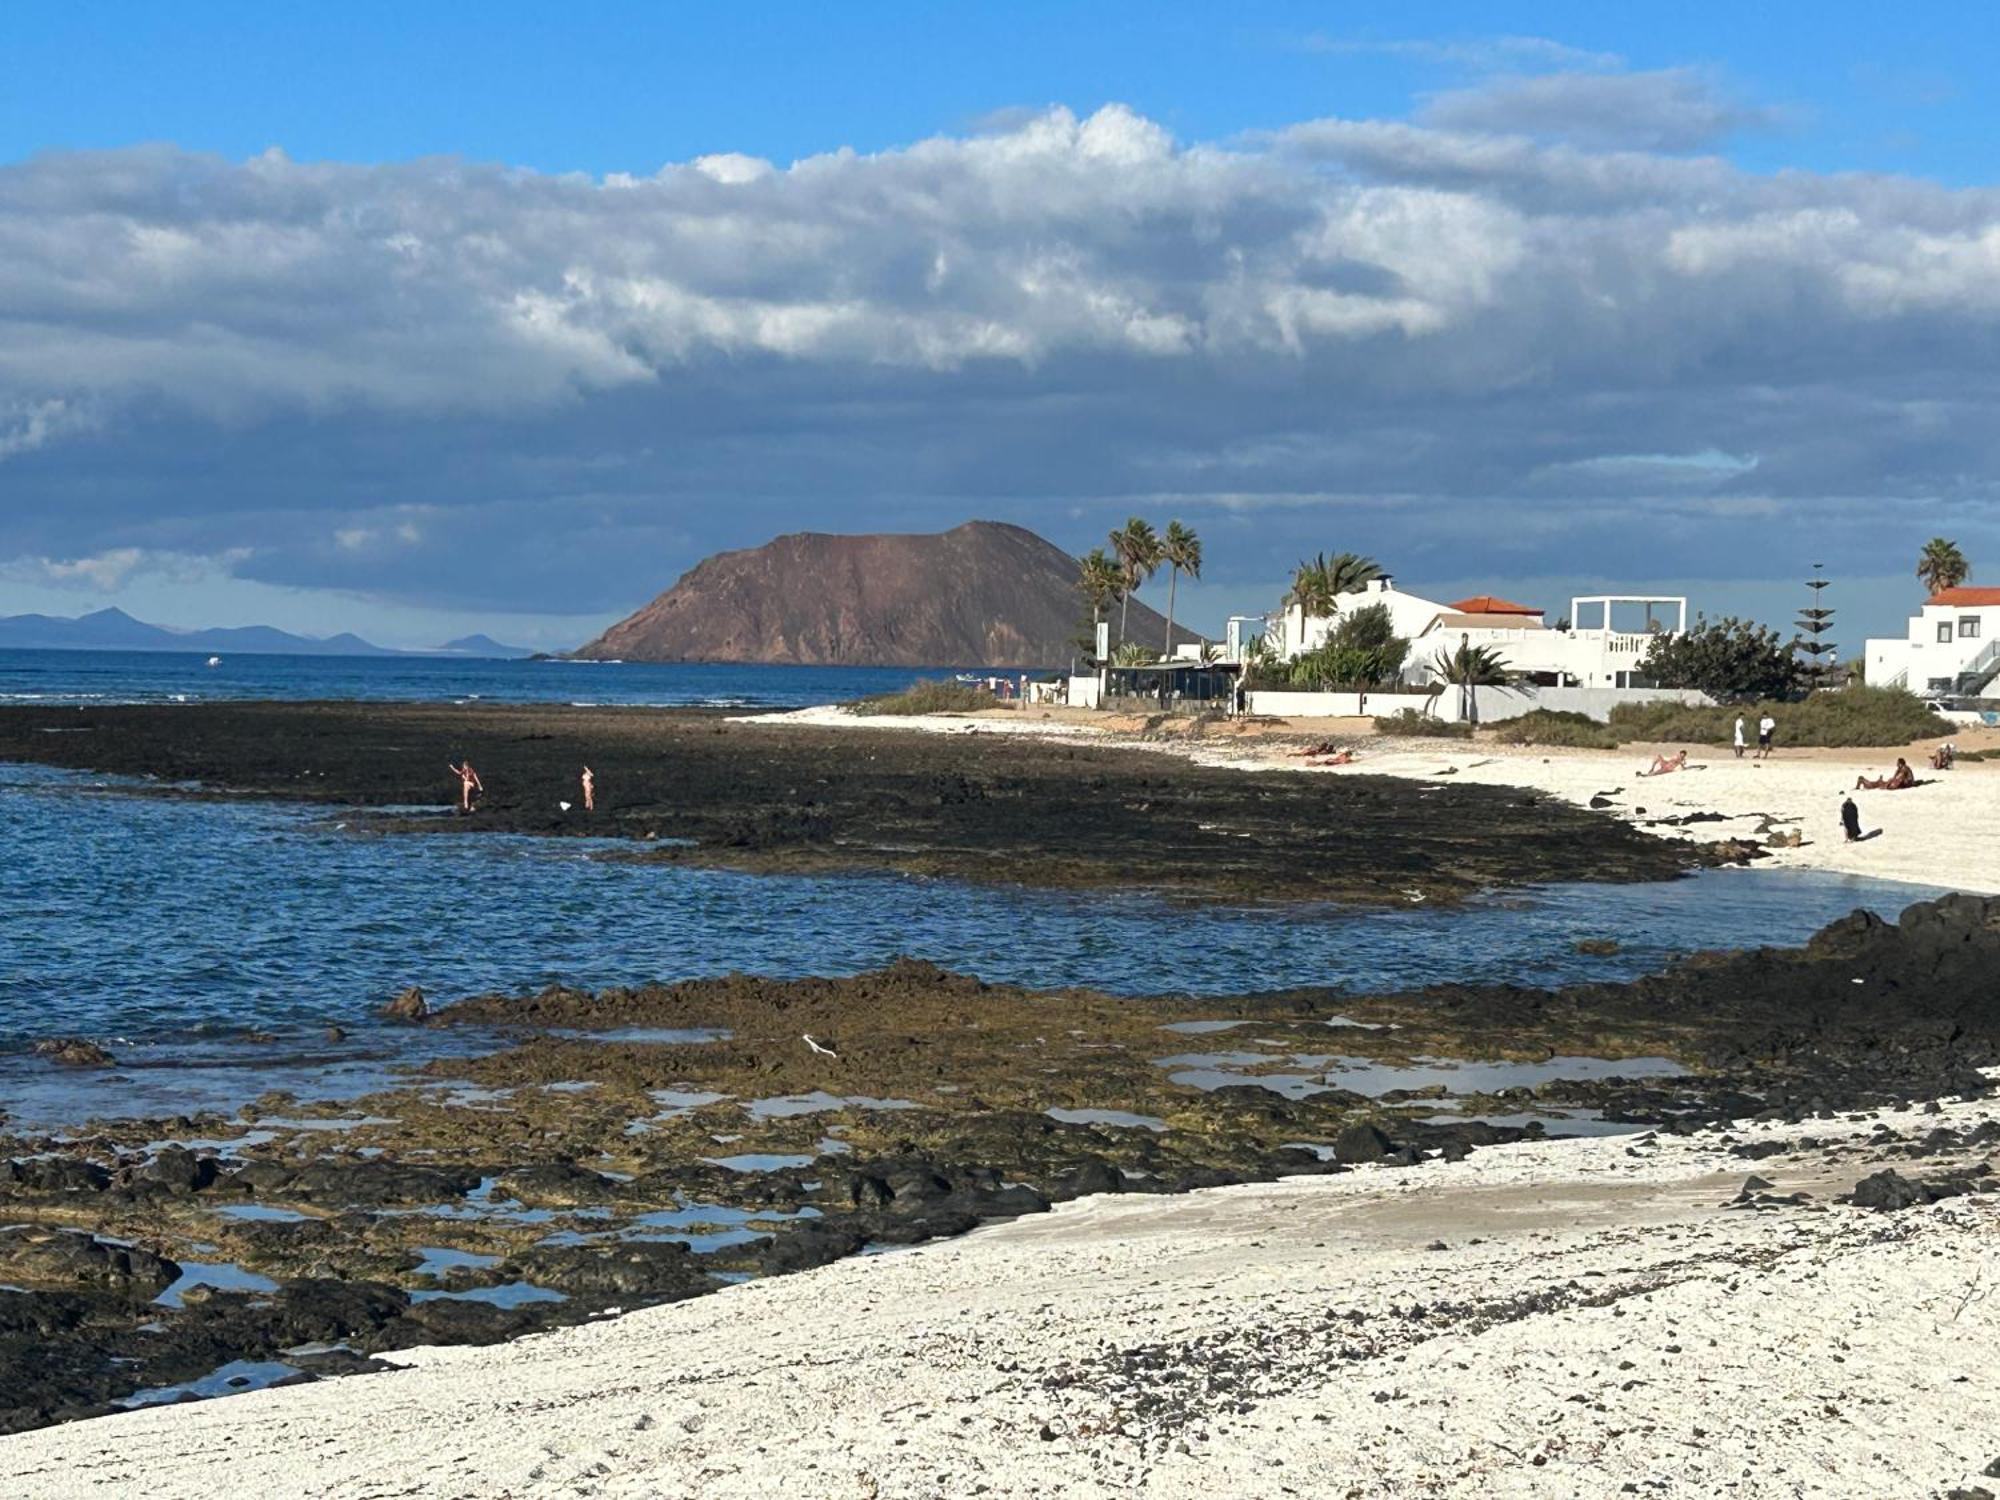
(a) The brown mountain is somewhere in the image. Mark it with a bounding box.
[572,521,1199,667]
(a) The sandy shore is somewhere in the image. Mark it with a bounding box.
[5,1087,1993,1499]
[760,705,2000,895]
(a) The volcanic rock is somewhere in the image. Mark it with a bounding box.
[31,1038,113,1067]
[570,520,1199,668]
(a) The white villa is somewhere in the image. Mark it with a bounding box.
[1863,588,2000,697]
[1255,577,1688,691]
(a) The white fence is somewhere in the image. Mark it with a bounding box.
[1245,685,1713,724]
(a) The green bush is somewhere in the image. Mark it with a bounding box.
[856,679,994,716]
[1606,686,1948,748]
[1371,708,1472,739]
[1492,710,1618,748]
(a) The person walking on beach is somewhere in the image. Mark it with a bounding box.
[1757,712,1776,759]
[449,760,482,813]
[581,765,595,813]
[1733,715,1746,759]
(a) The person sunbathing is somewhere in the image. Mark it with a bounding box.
[1856,757,1916,791]
[1639,749,1689,777]
[1310,748,1358,766]
[1930,744,1955,771]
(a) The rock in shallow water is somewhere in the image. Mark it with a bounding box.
[0,1227,179,1296]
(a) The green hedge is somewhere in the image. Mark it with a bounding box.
[1371,708,1473,739]
[1605,686,1949,748]
[856,679,994,716]
[1491,710,1618,748]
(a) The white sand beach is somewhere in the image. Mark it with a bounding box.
[753,705,2000,896]
[4,1089,1993,1499]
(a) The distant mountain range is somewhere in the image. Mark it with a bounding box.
[572,520,1198,667]
[0,608,532,658]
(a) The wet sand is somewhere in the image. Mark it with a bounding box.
[0,701,1718,905]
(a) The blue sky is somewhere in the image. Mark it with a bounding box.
[2,2,1997,648]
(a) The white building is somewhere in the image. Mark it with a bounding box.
[1863,588,2000,696]
[1258,577,1686,690]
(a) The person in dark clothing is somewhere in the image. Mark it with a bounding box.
[1840,794,1863,842]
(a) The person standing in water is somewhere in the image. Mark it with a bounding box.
[581,766,595,813]
[1733,715,1746,759]
[449,760,482,813]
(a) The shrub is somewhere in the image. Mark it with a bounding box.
[1492,710,1618,748]
[1372,708,1472,739]
[1288,603,1411,690]
[1606,685,1948,748]
[856,679,994,716]
[1639,615,1802,700]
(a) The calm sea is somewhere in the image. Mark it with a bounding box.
[0,648,975,709]
[0,650,1949,1128]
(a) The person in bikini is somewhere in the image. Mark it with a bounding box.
[1640,749,1689,776]
[581,765,595,812]
[449,760,483,812]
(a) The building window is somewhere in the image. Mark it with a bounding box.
[1939,622,1955,643]
[1961,617,1982,639]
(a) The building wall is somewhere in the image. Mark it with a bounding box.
[1245,685,1713,723]
[1865,603,2000,691]
[1412,626,1660,690]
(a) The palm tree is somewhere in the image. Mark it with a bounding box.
[1430,637,1511,725]
[1077,548,1125,656]
[1283,551,1382,651]
[1321,551,1383,596]
[1917,538,1970,597]
[1159,521,1202,657]
[1109,518,1161,648]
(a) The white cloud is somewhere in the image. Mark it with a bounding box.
[0,398,93,461]
[0,99,1998,638]
[1299,34,1624,74]
[10,547,255,593]
[38,547,145,591]
[1420,68,1783,152]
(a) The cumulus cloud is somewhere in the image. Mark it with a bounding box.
[13,546,251,593]
[0,99,1997,635]
[1420,67,1783,152]
[0,398,94,460]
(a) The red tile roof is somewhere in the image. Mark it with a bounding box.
[1447,594,1542,617]
[1928,587,2000,607]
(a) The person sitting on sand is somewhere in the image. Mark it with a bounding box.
[1639,749,1689,777]
[449,760,482,812]
[581,765,595,812]
[1930,743,1955,772]
[1856,758,1916,791]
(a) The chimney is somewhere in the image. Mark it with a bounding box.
[1371,576,1393,593]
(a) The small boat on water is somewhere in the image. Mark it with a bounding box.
[205,656,222,668]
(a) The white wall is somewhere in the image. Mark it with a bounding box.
[1246,689,1438,718]
[1869,603,2000,691]
[1246,684,1712,724]
[1455,685,1713,724]
[1066,673,1102,709]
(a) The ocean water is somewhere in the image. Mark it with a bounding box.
[0,763,1944,1053]
[0,648,985,709]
